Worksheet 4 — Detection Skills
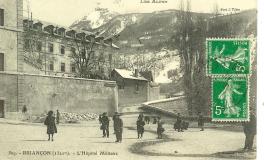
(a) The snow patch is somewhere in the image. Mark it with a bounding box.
[155,56,181,84]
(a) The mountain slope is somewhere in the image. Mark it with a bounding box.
[70,9,257,84]
[70,7,119,30]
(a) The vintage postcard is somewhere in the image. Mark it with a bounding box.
[0,0,257,160]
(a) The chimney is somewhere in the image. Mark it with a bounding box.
[135,69,139,77]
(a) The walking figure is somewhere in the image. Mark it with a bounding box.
[182,121,189,130]
[22,105,27,114]
[114,113,123,143]
[56,110,60,124]
[153,117,157,124]
[157,117,165,139]
[44,111,57,141]
[112,112,118,134]
[22,105,28,120]
[243,112,256,151]
[137,116,145,139]
[101,112,110,138]
[198,112,204,131]
[175,113,183,132]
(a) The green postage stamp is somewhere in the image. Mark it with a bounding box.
[207,39,250,76]
[211,77,249,121]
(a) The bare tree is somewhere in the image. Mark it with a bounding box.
[212,2,220,17]
[23,22,57,73]
[70,35,118,79]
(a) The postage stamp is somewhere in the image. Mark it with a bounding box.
[211,77,249,121]
[207,39,250,76]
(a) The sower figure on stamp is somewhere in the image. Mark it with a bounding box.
[44,111,57,141]
[198,112,205,131]
[243,112,256,151]
[114,113,123,143]
[157,117,165,139]
[218,79,243,117]
[137,116,145,139]
[56,109,60,124]
[101,112,110,138]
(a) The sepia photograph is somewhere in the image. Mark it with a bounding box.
[0,0,257,159]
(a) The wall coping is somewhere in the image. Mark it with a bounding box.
[0,26,23,32]
[143,95,186,105]
[0,71,116,84]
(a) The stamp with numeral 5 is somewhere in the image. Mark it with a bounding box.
[207,39,250,76]
[211,77,249,122]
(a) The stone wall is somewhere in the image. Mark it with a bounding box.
[118,79,148,108]
[148,84,160,101]
[0,72,118,119]
[0,73,18,114]
[142,96,188,116]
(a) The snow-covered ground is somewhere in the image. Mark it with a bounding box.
[155,56,181,83]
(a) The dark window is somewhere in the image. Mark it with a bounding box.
[81,49,86,59]
[58,30,65,37]
[0,9,4,26]
[24,39,30,50]
[36,41,42,52]
[61,63,65,72]
[71,47,76,55]
[0,53,4,71]
[0,100,4,118]
[48,43,53,53]
[61,45,65,55]
[49,62,54,71]
[36,25,42,31]
[71,63,76,73]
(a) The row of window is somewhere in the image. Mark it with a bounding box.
[49,62,76,73]
[24,40,76,55]
[0,51,76,73]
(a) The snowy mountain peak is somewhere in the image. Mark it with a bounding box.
[70,7,119,30]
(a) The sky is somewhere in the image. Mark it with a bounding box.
[23,0,257,27]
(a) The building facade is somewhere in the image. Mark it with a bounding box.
[111,69,160,111]
[22,19,119,78]
[0,0,118,119]
[0,0,23,118]
[0,0,23,72]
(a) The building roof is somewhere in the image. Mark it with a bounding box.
[113,69,148,81]
[140,71,154,82]
[23,18,119,49]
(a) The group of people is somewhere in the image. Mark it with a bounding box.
[98,112,205,142]
[99,112,123,142]
[43,110,256,151]
[174,113,204,132]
